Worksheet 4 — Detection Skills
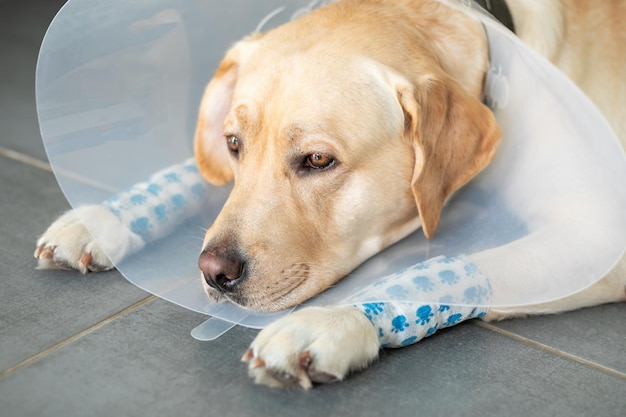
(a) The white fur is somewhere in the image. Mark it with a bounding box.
[243,306,379,389]
[35,205,144,273]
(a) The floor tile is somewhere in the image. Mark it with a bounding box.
[2,1,626,417]
[0,0,67,160]
[1,299,624,417]
[492,303,626,373]
[0,156,149,371]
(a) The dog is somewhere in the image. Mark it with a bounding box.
[36,0,626,389]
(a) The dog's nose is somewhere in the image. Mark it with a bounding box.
[198,247,245,292]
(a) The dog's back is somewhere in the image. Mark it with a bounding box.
[509,0,626,143]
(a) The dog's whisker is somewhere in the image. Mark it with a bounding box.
[185,235,206,243]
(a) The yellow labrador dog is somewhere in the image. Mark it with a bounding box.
[37,0,626,389]
[192,0,626,386]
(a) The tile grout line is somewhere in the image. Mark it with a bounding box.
[0,145,123,193]
[0,145,52,173]
[0,295,157,379]
[473,320,626,380]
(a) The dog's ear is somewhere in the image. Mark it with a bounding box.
[397,73,500,238]
[194,36,261,185]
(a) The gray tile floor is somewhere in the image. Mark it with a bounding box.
[1,1,625,416]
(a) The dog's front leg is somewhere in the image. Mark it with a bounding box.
[35,158,208,272]
[244,256,490,389]
[243,301,487,389]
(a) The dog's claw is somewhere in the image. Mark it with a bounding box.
[34,243,97,274]
[35,244,55,260]
[244,346,340,389]
[80,252,93,268]
[241,348,254,362]
[251,357,265,370]
[242,343,313,389]
[299,351,313,369]
[244,348,313,389]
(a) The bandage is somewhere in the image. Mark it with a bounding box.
[350,256,490,348]
[103,158,208,243]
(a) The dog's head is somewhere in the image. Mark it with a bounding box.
[194,4,500,311]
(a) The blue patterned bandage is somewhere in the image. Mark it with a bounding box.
[350,256,491,348]
[102,158,208,243]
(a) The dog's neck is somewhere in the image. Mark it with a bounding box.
[473,0,515,33]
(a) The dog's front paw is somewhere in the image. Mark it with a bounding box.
[242,306,380,389]
[35,205,144,273]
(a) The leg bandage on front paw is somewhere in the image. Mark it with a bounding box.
[102,158,208,243]
[349,256,491,348]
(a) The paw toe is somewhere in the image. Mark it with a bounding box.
[299,351,340,384]
[34,237,112,274]
[34,244,55,260]
[242,349,313,389]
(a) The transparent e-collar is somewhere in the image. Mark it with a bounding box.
[36,0,626,340]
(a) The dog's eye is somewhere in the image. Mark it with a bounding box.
[226,136,240,154]
[304,153,335,170]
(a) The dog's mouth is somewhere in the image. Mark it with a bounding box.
[201,261,314,312]
[203,286,300,313]
[202,276,248,307]
[203,285,228,303]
